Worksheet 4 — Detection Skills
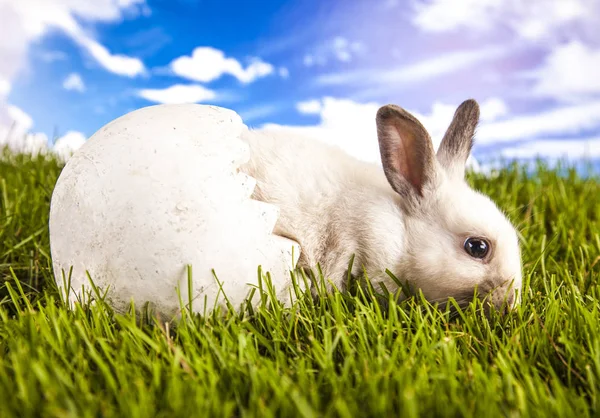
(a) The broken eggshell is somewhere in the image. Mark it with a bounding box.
[49,104,301,317]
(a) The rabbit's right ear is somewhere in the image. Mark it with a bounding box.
[376,104,437,199]
[437,99,479,180]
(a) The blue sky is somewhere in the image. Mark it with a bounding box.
[1,0,599,169]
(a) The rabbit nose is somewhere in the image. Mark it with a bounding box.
[487,286,516,315]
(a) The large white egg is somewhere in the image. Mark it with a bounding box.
[49,104,301,317]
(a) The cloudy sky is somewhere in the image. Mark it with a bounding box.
[0,0,599,169]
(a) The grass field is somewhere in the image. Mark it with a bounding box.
[1,149,599,417]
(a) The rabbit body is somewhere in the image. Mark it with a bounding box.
[241,130,403,291]
[240,100,522,309]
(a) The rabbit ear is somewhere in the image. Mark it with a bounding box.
[437,99,479,179]
[376,104,437,199]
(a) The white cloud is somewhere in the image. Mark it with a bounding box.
[137,84,216,104]
[0,0,147,81]
[303,36,365,67]
[477,100,600,144]
[315,45,507,87]
[278,67,290,79]
[411,0,597,41]
[296,99,322,114]
[412,0,504,33]
[0,104,48,156]
[238,59,273,83]
[530,41,600,102]
[62,72,85,92]
[498,137,600,160]
[53,130,87,160]
[0,104,86,161]
[6,104,33,131]
[303,54,316,67]
[332,37,350,62]
[0,77,11,98]
[75,36,145,77]
[6,132,49,156]
[479,97,509,122]
[262,97,382,163]
[169,47,274,84]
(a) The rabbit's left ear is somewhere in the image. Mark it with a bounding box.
[437,99,479,180]
[376,104,437,199]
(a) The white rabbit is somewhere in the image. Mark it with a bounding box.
[240,99,522,311]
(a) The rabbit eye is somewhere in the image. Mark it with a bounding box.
[464,237,490,259]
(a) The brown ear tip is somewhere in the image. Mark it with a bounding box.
[460,98,480,112]
[376,104,409,123]
[376,104,396,119]
[454,99,480,123]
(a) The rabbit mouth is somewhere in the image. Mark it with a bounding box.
[425,284,518,319]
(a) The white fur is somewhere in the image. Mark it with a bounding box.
[240,125,522,310]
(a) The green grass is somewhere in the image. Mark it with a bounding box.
[1,149,600,417]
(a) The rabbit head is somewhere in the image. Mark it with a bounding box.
[376,99,522,312]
